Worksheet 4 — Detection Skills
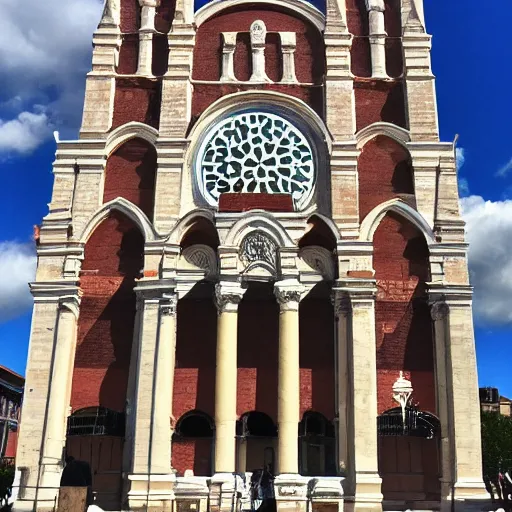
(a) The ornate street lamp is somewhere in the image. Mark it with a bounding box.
[392,371,413,434]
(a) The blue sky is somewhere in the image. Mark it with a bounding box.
[0,0,511,397]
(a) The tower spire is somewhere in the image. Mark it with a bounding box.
[99,0,119,27]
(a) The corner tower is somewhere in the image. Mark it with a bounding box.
[14,0,487,511]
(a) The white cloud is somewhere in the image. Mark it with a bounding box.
[496,157,512,178]
[0,110,51,154]
[0,241,37,322]
[0,0,103,153]
[461,196,512,326]
[458,177,470,197]
[456,147,465,170]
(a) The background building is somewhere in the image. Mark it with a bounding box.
[480,387,512,417]
[13,0,487,511]
[0,366,23,460]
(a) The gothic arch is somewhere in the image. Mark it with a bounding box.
[188,91,332,153]
[359,199,435,245]
[79,198,157,243]
[167,208,217,245]
[225,212,295,248]
[194,0,325,32]
[105,122,159,157]
[356,122,411,150]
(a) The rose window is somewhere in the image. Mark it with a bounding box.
[196,112,315,209]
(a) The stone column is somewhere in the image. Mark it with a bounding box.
[150,294,178,473]
[430,301,454,510]
[127,290,177,511]
[279,32,297,83]
[214,282,245,474]
[365,0,388,79]
[137,0,159,76]
[334,279,382,511]
[40,296,81,491]
[274,280,304,476]
[249,20,271,82]
[332,292,350,475]
[429,290,487,510]
[220,32,237,82]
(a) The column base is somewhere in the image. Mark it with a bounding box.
[126,473,176,511]
[343,472,383,512]
[209,473,245,512]
[310,477,345,512]
[274,474,309,512]
[175,474,210,512]
[439,479,490,512]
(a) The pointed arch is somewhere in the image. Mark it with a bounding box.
[79,198,157,243]
[167,208,217,246]
[356,122,411,150]
[360,199,435,245]
[194,0,325,32]
[225,211,295,248]
[105,122,159,157]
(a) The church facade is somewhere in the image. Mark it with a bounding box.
[14,0,487,510]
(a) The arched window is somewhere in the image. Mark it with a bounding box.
[175,410,214,438]
[299,411,336,476]
[237,411,278,438]
[66,407,125,437]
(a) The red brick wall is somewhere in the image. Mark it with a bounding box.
[299,299,335,419]
[121,0,140,33]
[384,0,403,78]
[112,78,162,129]
[192,83,324,122]
[103,138,157,220]
[373,213,435,415]
[172,438,213,476]
[71,212,143,412]
[347,0,371,77]
[192,7,324,118]
[155,0,175,33]
[174,299,217,419]
[358,135,414,221]
[237,294,279,420]
[355,81,406,130]
[118,34,139,75]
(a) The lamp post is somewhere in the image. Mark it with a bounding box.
[392,371,413,434]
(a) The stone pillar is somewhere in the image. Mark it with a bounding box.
[220,32,237,82]
[273,280,308,511]
[365,0,388,79]
[210,282,245,512]
[127,290,177,511]
[332,292,350,475]
[279,32,297,83]
[274,280,304,475]
[40,297,81,492]
[137,0,159,76]
[213,282,245,474]
[249,20,270,82]
[334,279,382,511]
[429,290,487,511]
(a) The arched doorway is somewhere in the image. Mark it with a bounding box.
[299,411,336,476]
[172,410,214,476]
[236,412,278,475]
[65,407,125,510]
[378,406,441,502]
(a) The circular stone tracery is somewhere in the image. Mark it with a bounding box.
[197,112,315,209]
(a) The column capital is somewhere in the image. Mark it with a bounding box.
[58,294,82,319]
[365,0,385,11]
[430,301,449,322]
[215,282,246,313]
[139,0,160,7]
[331,290,352,318]
[160,293,178,316]
[274,279,304,311]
